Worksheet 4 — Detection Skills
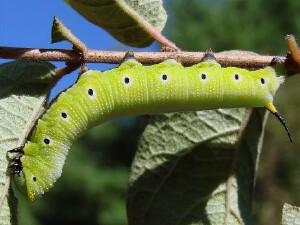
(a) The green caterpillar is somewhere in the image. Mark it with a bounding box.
[9,53,290,201]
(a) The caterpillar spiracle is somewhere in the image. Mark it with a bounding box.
[9,53,290,201]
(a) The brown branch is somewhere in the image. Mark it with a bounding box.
[286,34,300,65]
[0,46,287,68]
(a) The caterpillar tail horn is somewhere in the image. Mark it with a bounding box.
[265,102,292,143]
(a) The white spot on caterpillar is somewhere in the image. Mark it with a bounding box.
[122,76,131,86]
[87,88,96,99]
[200,73,208,83]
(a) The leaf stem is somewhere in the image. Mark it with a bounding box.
[115,0,178,50]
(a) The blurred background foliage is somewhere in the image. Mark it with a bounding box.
[17,0,300,225]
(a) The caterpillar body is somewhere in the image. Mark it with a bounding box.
[9,54,290,201]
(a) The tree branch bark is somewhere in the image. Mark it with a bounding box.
[0,46,285,68]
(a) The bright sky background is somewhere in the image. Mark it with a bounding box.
[0,1,158,99]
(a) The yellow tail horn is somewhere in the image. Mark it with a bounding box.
[265,102,292,143]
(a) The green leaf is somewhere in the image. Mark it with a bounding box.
[64,0,167,47]
[0,61,55,225]
[0,61,55,95]
[282,203,300,225]
[128,108,268,225]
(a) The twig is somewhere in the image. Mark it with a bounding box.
[52,17,87,53]
[53,63,81,83]
[0,46,286,66]
[286,34,300,65]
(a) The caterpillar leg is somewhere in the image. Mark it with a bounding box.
[193,50,220,69]
[9,156,23,176]
[120,51,135,63]
[202,49,217,62]
[123,51,135,61]
[8,146,24,176]
[8,146,24,154]
[119,51,142,69]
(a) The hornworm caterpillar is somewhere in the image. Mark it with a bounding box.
[9,53,290,201]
